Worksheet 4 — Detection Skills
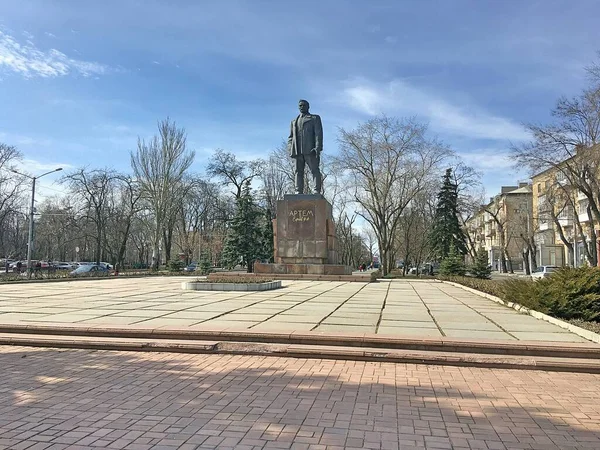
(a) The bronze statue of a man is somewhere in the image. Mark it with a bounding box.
[288,99,323,194]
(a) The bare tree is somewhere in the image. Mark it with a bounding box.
[335,115,452,275]
[103,175,142,271]
[62,168,116,264]
[0,143,26,260]
[257,142,294,216]
[131,118,195,269]
[398,187,438,275]
[207,149,260,199]
[512,79,600,265]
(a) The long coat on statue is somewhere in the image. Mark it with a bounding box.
[288,113,323,158]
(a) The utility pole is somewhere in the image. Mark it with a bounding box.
[10,168,63,279]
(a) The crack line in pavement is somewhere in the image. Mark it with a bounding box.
[432,283,519,340]
[247,281,355,329]
[93,280,323,326]
[409,282,446,337]
[171,280,330,326]
[374,281,391,334]
[309,282,370,331]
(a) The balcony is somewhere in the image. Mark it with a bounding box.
[558,217,572,227]
[579,212,591,223]
[538,221,550,231]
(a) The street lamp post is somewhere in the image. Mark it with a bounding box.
[10,168,63,279]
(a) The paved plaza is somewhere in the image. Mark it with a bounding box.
[0,278,592,342]
[1,345,600,449]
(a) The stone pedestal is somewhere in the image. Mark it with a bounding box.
[254,194,352,276]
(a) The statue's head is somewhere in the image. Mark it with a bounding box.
[298,99,310,114]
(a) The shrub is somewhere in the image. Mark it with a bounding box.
[167,260,185,272]
[437,275,505,298]
[441,267,600,323]
[198,253,212,275]
[500,278,542,310]
[536,267,600,321]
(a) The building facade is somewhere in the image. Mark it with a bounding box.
[531,162,598,267]
[465,183,533,272]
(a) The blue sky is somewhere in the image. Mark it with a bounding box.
[1,0,598,198]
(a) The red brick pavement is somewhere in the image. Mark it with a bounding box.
[0,346,599,450]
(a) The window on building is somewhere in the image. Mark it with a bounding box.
[557,206,573,219]
[579,199,589,215]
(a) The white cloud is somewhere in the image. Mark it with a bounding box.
[0,30,110,78]
[384,36,398,44]
[339,78,530,141]
[44,32,57,38]
[20,159,74,174]
[456,151,515,171]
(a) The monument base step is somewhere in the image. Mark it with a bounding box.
[254,262,352,276]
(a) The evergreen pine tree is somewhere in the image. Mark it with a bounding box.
[221,181,264,272]
[198,251,212,275]
[260,209,275,263]
[439,246,466,276]
[470,247,491,279]
[429,168,468,260]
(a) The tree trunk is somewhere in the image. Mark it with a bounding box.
[522,249,531,275]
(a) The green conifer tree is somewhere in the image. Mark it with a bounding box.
[439,246,467,276]
[260,209,275,263]
[429,168,468,260]
[221,181,264,272]
[470,247,491,279]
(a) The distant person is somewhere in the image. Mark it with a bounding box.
[16,261,22,273]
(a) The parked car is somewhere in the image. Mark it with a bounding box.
[183,262,198,272]
[70,264,109,277]
[55,262,75,270]
[99,262,113,270]
[531,265,559,279]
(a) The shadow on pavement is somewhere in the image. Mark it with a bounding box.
[1,346,600,449]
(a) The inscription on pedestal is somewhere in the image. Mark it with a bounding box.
[287,203,315,238]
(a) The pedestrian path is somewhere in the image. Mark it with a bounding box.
[1,345,599,449]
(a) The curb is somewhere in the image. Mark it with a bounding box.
[440,280,600,344]
[1,323,599,358]
[2,333,600,373]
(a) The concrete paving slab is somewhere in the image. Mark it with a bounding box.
[511,332,589,342]
[377,327,443,337]
[436,321,501,331]
[315,324,376,333]
[379,320,438,329]
[443,329,515,340]
[0,277,596,344]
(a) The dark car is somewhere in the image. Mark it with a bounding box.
[183,263,198,272]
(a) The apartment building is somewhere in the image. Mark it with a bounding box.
[532,162,598,267]
[465,183,533,272]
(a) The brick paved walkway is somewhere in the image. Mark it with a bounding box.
[1,345,600,449]
[0,278,591,342]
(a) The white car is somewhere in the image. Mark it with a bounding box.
[531,265,559,279]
